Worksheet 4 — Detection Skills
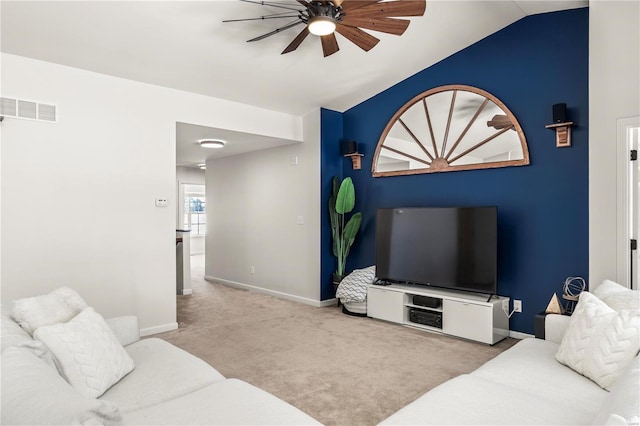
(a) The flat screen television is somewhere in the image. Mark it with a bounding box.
[376,206,497,295]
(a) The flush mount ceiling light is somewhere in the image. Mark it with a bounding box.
[199,139,225,149]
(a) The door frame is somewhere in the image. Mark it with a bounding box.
[616,116,640,288]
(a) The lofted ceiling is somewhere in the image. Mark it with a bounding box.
[1,1,587,167]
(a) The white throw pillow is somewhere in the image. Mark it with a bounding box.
[592,280,628,299]
[591,280,640,312]
[34,307,135,398]
[556,292,640,390]
[11,287,89,335]
[1,308,57,367]
[1,346,123,425]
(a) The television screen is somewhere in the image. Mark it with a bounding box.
[376,207,497,295]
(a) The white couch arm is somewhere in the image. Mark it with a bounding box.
[106,316,140,347]
[545,314,572,344]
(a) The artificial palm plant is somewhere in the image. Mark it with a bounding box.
[329,176,362,282]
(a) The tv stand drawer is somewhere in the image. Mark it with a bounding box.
[367,286,403,324]
[442,299,493,344]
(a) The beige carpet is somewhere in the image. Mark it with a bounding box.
[157,255,517,425]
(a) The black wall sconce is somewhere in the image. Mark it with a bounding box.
[340,139,364,170]
[545,103,574,148]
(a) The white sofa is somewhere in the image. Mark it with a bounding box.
[1,307,321,425]
[380,283,640,425]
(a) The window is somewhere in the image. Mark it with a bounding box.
[183,186,206,235]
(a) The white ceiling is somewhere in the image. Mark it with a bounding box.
[176,122,300,167]
[1,0,587,167]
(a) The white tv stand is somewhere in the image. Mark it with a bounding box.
[367,284,509,345]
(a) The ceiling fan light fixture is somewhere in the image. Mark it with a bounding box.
[308,16,336,36]
[226,0,425,57]
[199,139,225,149]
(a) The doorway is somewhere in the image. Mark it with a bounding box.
[176,175,206,296]
[180,183,206,256]
[616,116,640,289]
[180,182,206,289]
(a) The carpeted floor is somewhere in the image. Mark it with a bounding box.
[157,255,517,426]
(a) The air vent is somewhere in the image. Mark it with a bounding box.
[18,100,37,119]
[0,97,57,123]
[38,104,57,122]
[1,97,17,116]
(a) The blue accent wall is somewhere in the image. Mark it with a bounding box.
[321,8,588,334]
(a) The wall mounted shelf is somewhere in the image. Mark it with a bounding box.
[545,121,574,148]
[345,153,364,170]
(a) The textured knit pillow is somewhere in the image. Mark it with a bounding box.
[336,266,376,303]
[556,292,640,390]
[34,307,135,398]
[1,346,123,425]
[11,287,89,335]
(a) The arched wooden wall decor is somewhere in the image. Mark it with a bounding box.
[372,85,529,177]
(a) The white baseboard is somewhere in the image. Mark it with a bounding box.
[140,322,178,337]
[205,275,337,308]
[318,298,339,307]
[181,289,193,295]
[509,330,534,339]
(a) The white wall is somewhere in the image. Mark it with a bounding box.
[205,110,322,304]
[177,167,205,185]
[176,166,206,254]
[1,54,303,334]
[589,1,640,286]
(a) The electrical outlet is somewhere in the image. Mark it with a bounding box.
[250,266,255,274]
[502,299,509,311]
[514,299,522,313]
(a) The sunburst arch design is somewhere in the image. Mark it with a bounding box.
[372,85,530,177]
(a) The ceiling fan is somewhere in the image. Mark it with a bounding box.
[224,0,427,57]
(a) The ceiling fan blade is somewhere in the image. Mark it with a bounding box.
[340,17,410,35]
[240,0,303,12]
[340,1,381,11]
[344,0,426,18]
[335,24,379,51]
[247,20,304,42]
[223,14,301,23]
[321,33,340,57]
[282,27,310,54]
